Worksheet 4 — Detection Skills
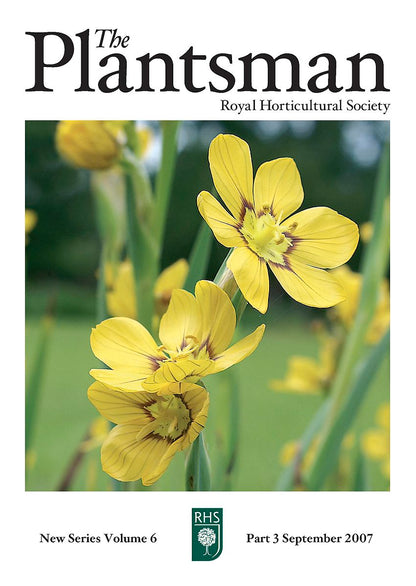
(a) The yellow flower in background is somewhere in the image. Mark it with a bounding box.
[25,209,38,235]
[106,260,137,320]
[280,433,355,479]
[80,417,110,453]
[154,258,189,318]
[270,334,338,395]
[106,258,189,321]
[330,265,390,344]
[137,126,153,158]
[359,221,374,243]
[90,280,265,394]
[25,209,38,245]
[88,380,209,484]
[56,121,126,170]
[361,403,390,478]
[198,134,359,313]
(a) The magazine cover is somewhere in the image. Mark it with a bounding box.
[5,1,415,583]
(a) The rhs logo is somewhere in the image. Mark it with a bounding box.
[192,508,223,561]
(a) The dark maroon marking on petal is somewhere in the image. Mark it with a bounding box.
[147,355,165,370]
[148,431,176,444]
[199,336,215,359]
[239,199,254,223]
[282,232,301,252]
[241,197,254,211]
[269,256,295,273]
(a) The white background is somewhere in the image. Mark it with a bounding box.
[3,1,415,584]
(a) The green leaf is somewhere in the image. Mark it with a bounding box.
[305,330,389,490]
[351,449,370,491]
[183,221,213,292]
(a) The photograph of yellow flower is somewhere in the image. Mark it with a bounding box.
[25,120,389,491]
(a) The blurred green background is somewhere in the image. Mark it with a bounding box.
[25,120,389,491]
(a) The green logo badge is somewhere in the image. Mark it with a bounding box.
[192,508,223,561]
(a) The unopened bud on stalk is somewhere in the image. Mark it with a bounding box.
[56,120,126,170]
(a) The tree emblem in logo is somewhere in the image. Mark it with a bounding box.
[192,508,223,561]
[197,527,216,556]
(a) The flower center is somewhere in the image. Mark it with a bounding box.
[147,395,191,440]
[158,335,212,364]
[159,335,200,362]
[241,209,292,263]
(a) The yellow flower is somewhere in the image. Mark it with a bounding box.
[56,121,125,170]
[90,280,265,393]
[280,433,355,481]
[106,258,189,321]
[361,403,390,478]
[279,440,299,466]
[137,126,153,157]
[359,221,374,243]
[25,209,37,245]
[154,259,189,317]
[25,209,37,235]
[106,260,137,320]
[80,417,110,453]
[330,265,390,344]
[270,335,337,395]
[198,134,359,313]
[88,380,209,484]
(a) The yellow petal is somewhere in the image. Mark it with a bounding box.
[212,324,265,372]
[106,261,137,319]
[25,209,38,234]
[142,358,213,392]
[282,207,359,269]
[209,134,254,220]
[227,246,269,313]
[89,367,149,392]
[154,259,189,297]
[158,288,202,351]
[376,404,390,430]
[361,429,389,461]
[101,424,173,482]
[270,357,322,394]
[195,280,236,355]
[270,257,345,308]
[197,191,245,248]
[254,158,303,221]
[329,265,361,327]
[90,317,163,372]
[180,384,210,447]
[88,381,154,425]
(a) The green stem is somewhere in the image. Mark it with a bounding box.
[223,370,240,490]
[185,432,212,491]
[26,303,55,455]
[152,121,180,255]
[276,400,329,490]
[96,246,108,324]
[121,157,157,331]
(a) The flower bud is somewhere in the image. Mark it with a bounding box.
[56,121,125,170]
